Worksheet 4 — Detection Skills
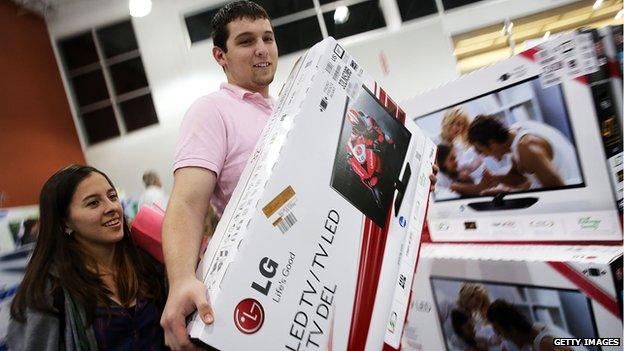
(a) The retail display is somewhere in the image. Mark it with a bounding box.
[187,37,436,350]
[0,244,33,349]
[402,244,623,351]
[404,31,623,242]
[588,26,623,214]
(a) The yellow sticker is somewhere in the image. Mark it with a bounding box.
[263,186,296,218]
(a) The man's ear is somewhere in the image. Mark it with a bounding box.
[212,46,227,70]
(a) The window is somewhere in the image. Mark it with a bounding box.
[441,0,484,11]
[273,16,323,55]
[57,19,158,145]
[251,0,314,19]
[323,0,385,40]
[397,0,438,22]
[184,0,388,53]
[184,7,220,44]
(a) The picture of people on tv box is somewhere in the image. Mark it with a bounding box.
[414,78,585,202]
[430,278,599,351]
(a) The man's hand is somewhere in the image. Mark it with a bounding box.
[161,275,214,350]
[429,164,439,192]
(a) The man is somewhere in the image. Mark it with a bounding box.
[160,2,277,349]
[161,2,437,349]
[138,170,169,209]
[467,115,582,191]
[487,299,587,351]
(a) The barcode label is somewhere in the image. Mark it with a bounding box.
[275,212,297,234]
[332,64,342,82]
[325,61,334,75]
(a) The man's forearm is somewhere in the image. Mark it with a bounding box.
[162,201,207,283]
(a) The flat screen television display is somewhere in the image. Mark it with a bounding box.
[414,77,585,203]
[331,86,412,227]
[429,277,600,351]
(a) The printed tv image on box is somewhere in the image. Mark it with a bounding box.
[415,77,584,203]
[331,86,411,227]
[430,278,600,351]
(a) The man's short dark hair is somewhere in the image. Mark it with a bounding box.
[487,299,533,334]
[467,115,509,146]
[212,1,270,52]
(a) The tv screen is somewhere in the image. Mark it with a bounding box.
[430,277,600,351]
[331,86,411,227]
[414,77,585,202]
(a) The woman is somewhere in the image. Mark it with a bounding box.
[440,107,483,178]
[9,165,166,350]
[456,284,508,351]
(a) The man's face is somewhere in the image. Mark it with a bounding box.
[491,321,524,347]
[214,18,278,96]
[473,141,507,160]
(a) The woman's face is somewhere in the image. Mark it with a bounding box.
[448,119,465,139]
[66,172,124,248]
[464,291,490,312]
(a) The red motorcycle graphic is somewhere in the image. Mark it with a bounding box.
[346,108,395,207]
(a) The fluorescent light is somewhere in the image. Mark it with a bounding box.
[129,0,152,18]
[593,0,604,10]
[334,6,349,24]
[543,31,551,39]
[616,9,624,19]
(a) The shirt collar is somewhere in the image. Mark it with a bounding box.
[220,82,274,108]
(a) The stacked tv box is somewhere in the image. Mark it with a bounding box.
[401,29,623,351]
[404,30,622,242]
[402,244,623,351]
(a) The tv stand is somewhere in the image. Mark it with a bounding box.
[468,194,538,211]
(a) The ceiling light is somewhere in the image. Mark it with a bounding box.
[616,9,624,19]
[543,31,551,39]
[592,0,604,10]
[334,6,350,25]
[129,0,152,18]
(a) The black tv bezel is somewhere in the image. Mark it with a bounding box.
[428,275,601,351]
[414,76,587,203]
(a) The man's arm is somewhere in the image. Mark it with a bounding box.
[518,138,565,187]
[160,167,217,350]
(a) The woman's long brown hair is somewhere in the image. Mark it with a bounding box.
[11,165,164,324]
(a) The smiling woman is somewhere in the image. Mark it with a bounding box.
[8,165,167,351]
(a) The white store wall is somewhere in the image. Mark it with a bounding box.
[45,0,579,198]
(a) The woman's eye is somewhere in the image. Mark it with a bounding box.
[87,201,99,207]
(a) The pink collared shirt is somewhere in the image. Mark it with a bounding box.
[174,83,274,216]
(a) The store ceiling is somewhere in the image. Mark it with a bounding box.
[453,0,624,73]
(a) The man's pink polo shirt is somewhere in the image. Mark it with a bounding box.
[174,83,274,217]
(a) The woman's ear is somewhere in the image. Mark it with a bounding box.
[63,222,73,236]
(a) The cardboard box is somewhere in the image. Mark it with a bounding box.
[402,244,623,351]
[404,31,622,242]
[188,37,436,350]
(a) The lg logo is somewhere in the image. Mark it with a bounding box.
[234,298,265,334]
